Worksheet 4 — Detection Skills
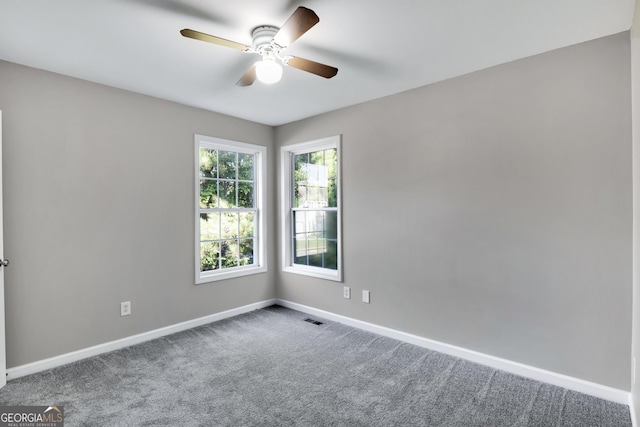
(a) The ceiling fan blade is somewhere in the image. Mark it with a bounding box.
[236,65,257,86]
[284,56,338,79]
[273,7,319,48]
[180,29,251,52]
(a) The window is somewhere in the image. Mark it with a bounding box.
[195,135,266,283]
[281,135,342,281]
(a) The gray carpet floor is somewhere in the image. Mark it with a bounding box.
[0,305,631,426]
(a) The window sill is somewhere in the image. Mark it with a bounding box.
[282,265,342,282]
[197,265,267,284]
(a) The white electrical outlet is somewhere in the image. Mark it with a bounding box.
[343,286,351,299]
[120,301,131,317]
[362,290,371,304]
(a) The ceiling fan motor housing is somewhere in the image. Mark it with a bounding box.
[252,26,280,55]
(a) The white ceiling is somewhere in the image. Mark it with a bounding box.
[0,0,635,126]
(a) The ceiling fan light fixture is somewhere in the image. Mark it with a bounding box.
[255,58,283,84]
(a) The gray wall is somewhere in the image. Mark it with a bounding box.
[0,60,276,368]
[275,32,632,390]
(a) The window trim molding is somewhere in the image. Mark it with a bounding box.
[195,134,267,284]
[280,135,342,282]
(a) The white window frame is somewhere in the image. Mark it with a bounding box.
[195,134,267,283]
[280,135,342,282]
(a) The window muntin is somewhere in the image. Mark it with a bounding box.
[281,136,341,281]
[196,135,266,283]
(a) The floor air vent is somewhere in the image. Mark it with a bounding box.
[303,318,323,325]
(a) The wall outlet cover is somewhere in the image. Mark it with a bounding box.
[120,301,131,317]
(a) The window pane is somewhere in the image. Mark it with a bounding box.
[328,177,337,208]
[308,237,325,268]
[218,150,237,179]
[307,234,318,259]
[294,161,308,207]
[238,182,254,208]
[239,212,255,238]
[219,181,236,208]
[295,153,309,179]
[293,211,306,234]
[325,211,337,239]
[308,186,319,206]
[200,242,219,272]
[307,211,323,233]
[325,240,338,270]
[199,148,217,178]
[324,148,338,208]
[221,212,239,239]
[325,148,338,208]
[221,240,239,269]
[294,149,336,208]
[295,183,307,208]
[238,153,254,180]
[239,238,254,266]
[310,150,323,170]
[200,213,220,241]
[199,180,218,209]
[318,188,328,207]
[325,149,337,173]
[294,235,308,260]
[292,211,337,269]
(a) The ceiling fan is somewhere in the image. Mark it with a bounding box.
[180,6,338,86]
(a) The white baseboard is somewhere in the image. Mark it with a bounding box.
[276,299,631,406]
[630,397,637,427]
[6,299,277,381]
[6,297,631,408]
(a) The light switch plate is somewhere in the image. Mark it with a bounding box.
[362,290,370,304]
